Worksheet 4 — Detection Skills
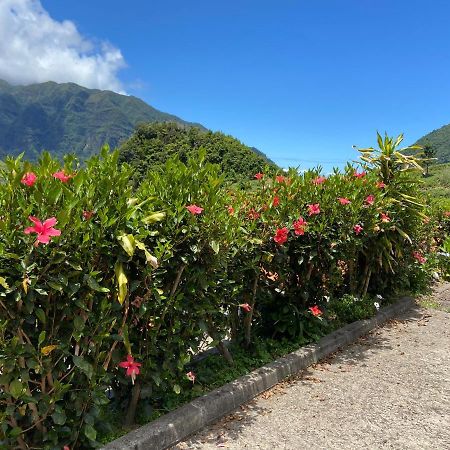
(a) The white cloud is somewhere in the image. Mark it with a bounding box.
[0,0,126,92]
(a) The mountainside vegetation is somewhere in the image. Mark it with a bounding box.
[0,79,204,160]
[415,124,450,163]
[119,122,275,182]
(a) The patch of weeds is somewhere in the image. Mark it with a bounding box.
[418,297,442,310]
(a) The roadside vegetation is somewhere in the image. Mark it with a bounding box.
[0,133,448,449]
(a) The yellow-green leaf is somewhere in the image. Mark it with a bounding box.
[114,261,128,305]
[142,211,166,224]
[41,345,58,356]
[118,234,136,257]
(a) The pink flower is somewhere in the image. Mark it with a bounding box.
[353,170,366,179]
[313,176,326,185]
[308,203,320,216]
[247,208,260,220]
[380,213,391,223]
[275,175,286,183]
[365,195,375,205]
[353,224,363,235]
[186,371,196,383]
[254,172,264,180]
[274,227,289,245]
[239,303,252,312]
[119,355,142,384]
[186,204,204,215]
[309,305,322,317]
[412,251,427,264]
[21,172,37,187]
[293,217,307,235]
[376,181,386,189]
[24,216,61,246]
[82,210,94,220]
[338,197,351,205]
[272,196,280,207]
[227,205,234,215]
[53,170,73,183]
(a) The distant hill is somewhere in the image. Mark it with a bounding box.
[415,124,450,163]
[119,122,275,182]
[0,79,205,160]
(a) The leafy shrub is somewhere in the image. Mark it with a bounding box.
[0,134,434,448]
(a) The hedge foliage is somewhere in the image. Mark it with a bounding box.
[0,134,447,448]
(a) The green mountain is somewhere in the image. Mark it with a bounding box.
[415,124,450,163]
[0,79,205,160]
[119,122,275,182]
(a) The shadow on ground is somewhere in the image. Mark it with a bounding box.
[172,300,429,449]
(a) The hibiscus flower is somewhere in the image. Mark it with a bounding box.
[24,216,61,246]
[119,355,142,384]
[274,227,289,245]
[21,172,37,187]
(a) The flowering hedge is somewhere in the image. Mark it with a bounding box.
[0,136,443,448]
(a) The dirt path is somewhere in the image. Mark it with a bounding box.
[175,284,450,450]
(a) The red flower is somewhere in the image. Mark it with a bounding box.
[119,355,142,384]
[63,447,70,450]
[338,197,351,205]
[239,303,252,312]
[412,251,427,264]
[353,224,363,235]
[272,196,280,207]
[254,172,264,180]
[308,203,320,216]
[376,181,386,189]
[82,210,94,220]
[274,227,289,245]
[186,371,196,383]
[313,176,326,185]
[227,205,234,215]
[353,170,366,179]
[247,208,260,220]
[365,195,375,205]
[24,216,61,246]
[293,217,307,235]
[309,305,322,317]
[186,204,204,215]
[21,172,37,187]
[276,175,286,183]
[380,212,391,223]
[53,170,73,183]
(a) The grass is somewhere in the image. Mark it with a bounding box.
[421,163,450,209]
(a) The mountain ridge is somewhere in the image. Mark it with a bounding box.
[0,79,205,160]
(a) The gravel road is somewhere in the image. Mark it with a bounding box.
[175,283,450,450]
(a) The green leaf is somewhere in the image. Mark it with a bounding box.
[84,424,97,441]
[51,411,66,425]
[86,275,110,293]
[10,380,24,399]
[73,355,94,380]
[173,384,181,394]
[210,240,220,254]
[38,331,46,347]
[35,308,46,325]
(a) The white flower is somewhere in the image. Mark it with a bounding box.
[374,302,380,311]
[376,294,383,300]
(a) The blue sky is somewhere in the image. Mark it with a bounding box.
[32,1,450,169]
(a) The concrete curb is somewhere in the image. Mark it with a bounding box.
[103,296,416,450]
